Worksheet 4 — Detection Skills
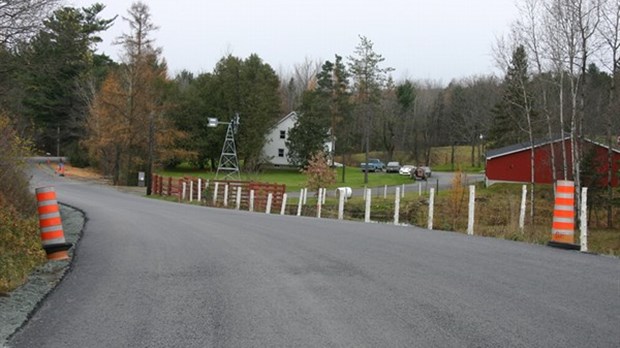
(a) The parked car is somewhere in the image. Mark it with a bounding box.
[360,158,385,172]
[386,161,401,173]
[411,166,432,180]
[398,164,416,176]
[421,166,432,177]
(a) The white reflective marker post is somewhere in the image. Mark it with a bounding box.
[266,193,273,214]
[189,180,193,202]
[394,187,400,225]
[580,187,588,252]
[213,182,219,206]
[519,185,527,232]
[338,190,345,220]
[197,179,202,202]
[365,188,372,223]
[249,190,255,212]
[467,185,475,236]
[281,193,287,215]
[296,189,302,216]
[428,188,435,230]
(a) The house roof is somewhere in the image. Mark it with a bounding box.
[486,134,620,160]
[270,111,297,130]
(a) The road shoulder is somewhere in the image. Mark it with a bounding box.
[0,205,85,347]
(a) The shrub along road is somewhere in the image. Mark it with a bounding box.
[8,161,620,347]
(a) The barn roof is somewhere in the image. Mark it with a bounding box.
[486,134,620,160]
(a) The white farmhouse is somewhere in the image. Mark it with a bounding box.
[262,112,334,166]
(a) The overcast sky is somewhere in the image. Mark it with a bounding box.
[68,0,519,83]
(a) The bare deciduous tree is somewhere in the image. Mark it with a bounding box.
[277,57,321,114]
[0,0,59,46]
[598,0,620,227]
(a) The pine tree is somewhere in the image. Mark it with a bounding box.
[19,4,114,154]
[488,46,537,149]
[348,36,393,184]
[287,55,351,168]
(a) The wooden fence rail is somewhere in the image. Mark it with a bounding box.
[151,174,286,211]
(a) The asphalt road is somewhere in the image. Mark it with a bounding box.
[8,163,620,347]
[296,171,484,199]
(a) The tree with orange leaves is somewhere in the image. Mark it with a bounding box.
[84,2,185,188]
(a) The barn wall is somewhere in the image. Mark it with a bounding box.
[486,139,619,187]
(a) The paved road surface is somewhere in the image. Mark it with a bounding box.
[8,163,619,347]
[294,171,484,199]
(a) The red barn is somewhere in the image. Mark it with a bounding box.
[485,136,620,187]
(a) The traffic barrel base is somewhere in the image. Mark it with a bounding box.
[547,240,580,250]
[43,243,73,260]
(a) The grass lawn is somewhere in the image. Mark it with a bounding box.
[156,166,412,192]
[347,146,484,173]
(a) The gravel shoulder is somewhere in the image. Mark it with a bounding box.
[0,204,85,347]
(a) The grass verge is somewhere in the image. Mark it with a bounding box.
[157,167,412,192]
[0,200,46,294]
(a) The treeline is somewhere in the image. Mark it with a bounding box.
[0,1,286,190]
[0,2,618,202]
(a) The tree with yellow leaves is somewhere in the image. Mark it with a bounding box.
[85,2,184,189]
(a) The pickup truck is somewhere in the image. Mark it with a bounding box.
[360,158,385,172]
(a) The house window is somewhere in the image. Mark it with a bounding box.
[280,130,286,139]
[278,148,285,157]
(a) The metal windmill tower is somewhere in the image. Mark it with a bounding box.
[209,113,241,180]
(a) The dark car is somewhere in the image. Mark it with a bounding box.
[386,161,401,173]
[411,166,431,180]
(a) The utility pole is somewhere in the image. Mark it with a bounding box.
[146,112,155,195]
[56,126,60,157]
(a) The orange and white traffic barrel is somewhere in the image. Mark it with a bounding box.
[35,186,72,260]
[548,180,578,249]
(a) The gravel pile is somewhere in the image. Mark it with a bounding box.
[0,205,84,347]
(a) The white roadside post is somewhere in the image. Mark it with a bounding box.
[322,188,326,205]
[428,188,435,230]
[213,182,219,206]
[223,184,229,207]
[401,184,405,198]
[249,190,255,212]
[519,185,527,232]
[317,189,322,218]
[189,180,194,202]
[394,187,401,225]
[235,186,242,210]
[197,179,202,202]
[418,182,422,196]
[280,193,287,215]
[302,188,308,205]
[296,189,303,216]
[364,188,372,223]
[338,189,345,220]
[266,193,273,214]
[383,185,387,199]
[182,182,187,201]
[467,185,476,236]
[580,187,588,252]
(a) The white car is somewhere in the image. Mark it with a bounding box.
[398,164,416,176]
